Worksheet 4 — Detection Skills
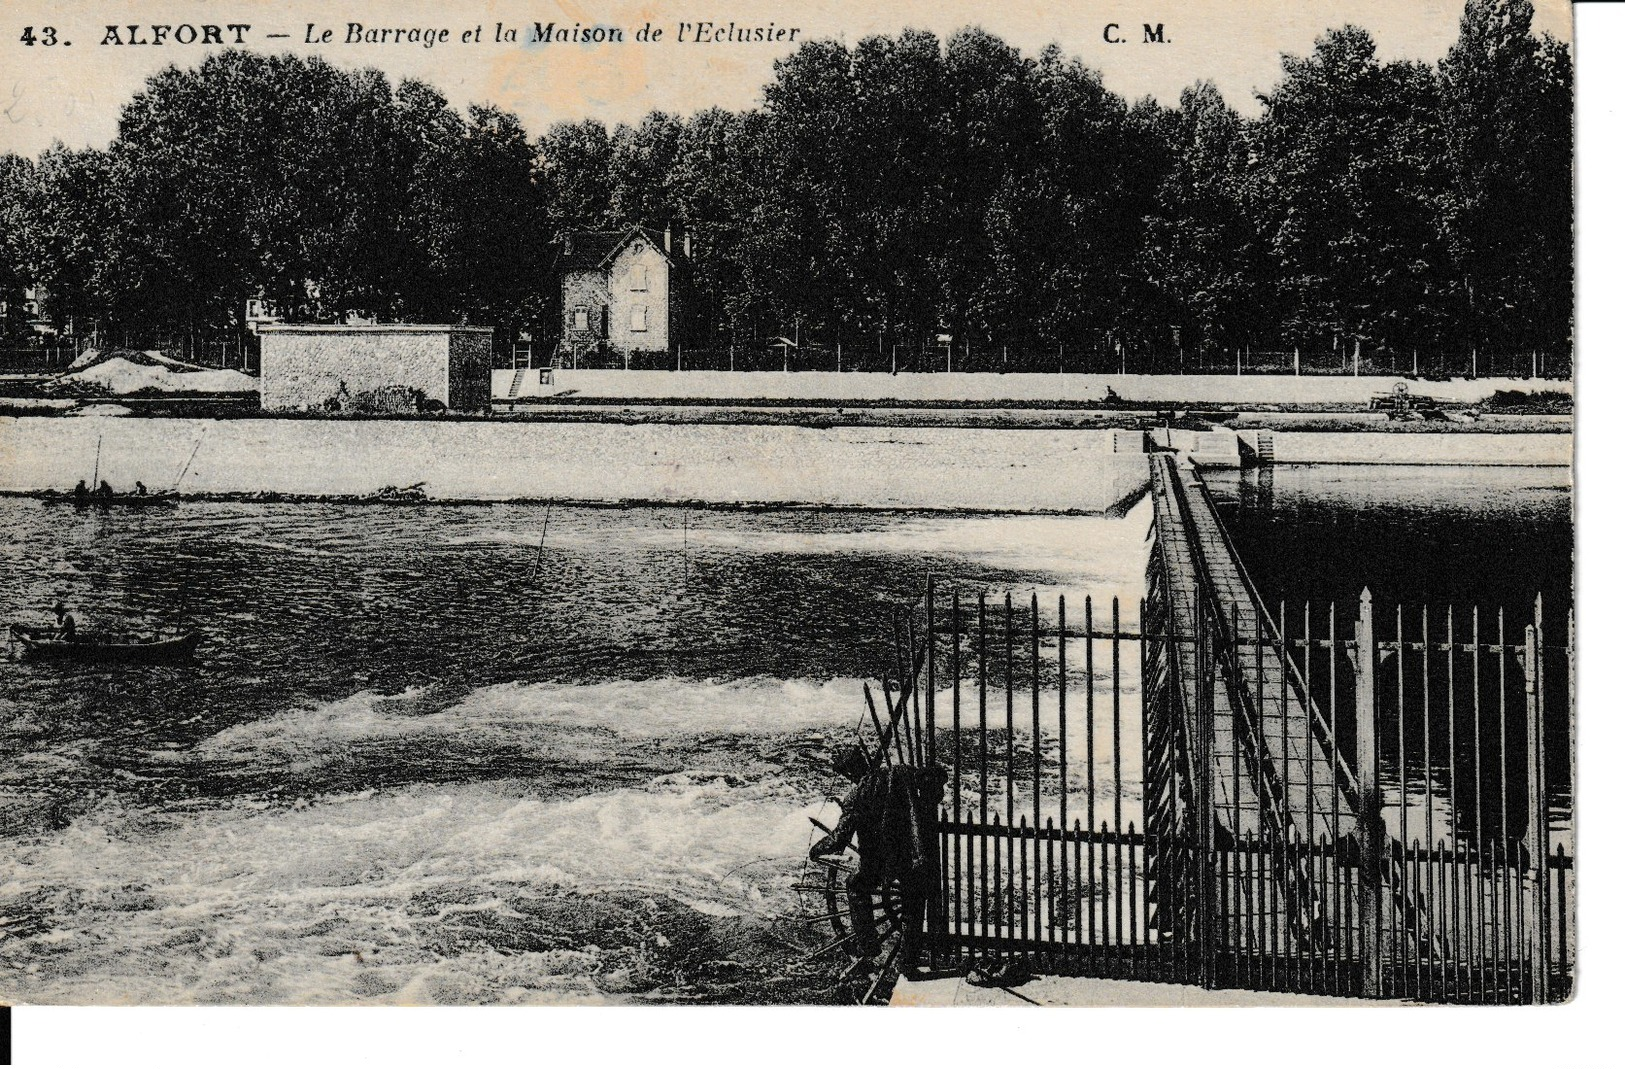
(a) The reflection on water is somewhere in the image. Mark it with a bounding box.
[1205,464,1574,839]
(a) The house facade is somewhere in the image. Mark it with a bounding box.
[557,226,685,356]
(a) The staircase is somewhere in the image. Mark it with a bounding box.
[505,368,525,399]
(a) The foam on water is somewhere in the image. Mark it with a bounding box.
[0,772,833,1004]
[0,497,1163,1004]
[194,677,871,764]
[442,501,1155,591]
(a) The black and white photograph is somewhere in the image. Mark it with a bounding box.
[0,0,1590,1053]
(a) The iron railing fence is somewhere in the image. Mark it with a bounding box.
[529,342,1571,381]
[906,577,1575,1004]
[0,348,76,374]
[0,335,259,374]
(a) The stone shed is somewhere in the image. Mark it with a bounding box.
[259,324,492,414]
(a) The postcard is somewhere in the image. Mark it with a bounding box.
[0,0,1575,1021]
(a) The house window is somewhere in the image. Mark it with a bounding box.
[632,305,649,332]
[630,265,649,292]
[571,307,590,331]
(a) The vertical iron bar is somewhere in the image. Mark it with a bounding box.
[1112,598,1123,836]
[1355,589,1382,999]
[1005,594,1015,836]
[1557,847,1568,1000]
[1529,598,1550,1004]
[1396,604,1409,997]
[1102,821,1114,954]
[1451,831,1462,1002]
[979,595,988,828]
[1058,597,1068,949]
[978,596,989,939]
[1138,598,1150,968]
[908,617,924,767]
[1045,818,1055,950]
[951,591,964,942]
[1194,586,1215,987]
[1410,838,1422,999]
[1423,608,1434,885]
[927,576,936,768]
[1086,597,1096,950]
[1020,816,1029,945]
[1498,609,1509,852]
[1329,601,1341,940]
[953,590,962,823]
[1455,605,1466,1000]
[1032,594,1042,837]
[1497,609,1511,1001]
[992,813,1002,940]
[1215,841,1227,988]
[1244,831,1256,988]
[925,582,940,950]
[1053,591,1066,831]
[1074,820,1084,962]
[1318,834,1330,994]
[1112,598,1125,963]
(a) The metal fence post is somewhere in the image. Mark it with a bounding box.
[1524,601,1550,1003]
[1354,588,1383,998]
[1194,593,1217,988]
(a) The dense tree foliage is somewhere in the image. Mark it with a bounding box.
[1,53,548,341]
[0,0,1572,370]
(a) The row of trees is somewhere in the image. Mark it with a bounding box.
[0,0,1571,366]
[0,51,549,344]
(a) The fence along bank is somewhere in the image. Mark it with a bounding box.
[844,454,1573,1004]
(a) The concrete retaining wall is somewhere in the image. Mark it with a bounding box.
[492,368,1571,406]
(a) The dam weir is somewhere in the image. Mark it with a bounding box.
[840,453,1573,1004]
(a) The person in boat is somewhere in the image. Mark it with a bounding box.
[809,745,947,962]
[72,480,89,503]
[52,603,77,642]
[134,481,147,496]
[96,480,114,502]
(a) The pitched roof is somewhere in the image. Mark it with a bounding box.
[553,225,673,274]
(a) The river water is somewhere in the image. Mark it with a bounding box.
[0,499,1149,1005]
[0,460,1571,1004]
[1205,464,1574,837]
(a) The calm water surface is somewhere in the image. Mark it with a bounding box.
[1206,464,1574,838]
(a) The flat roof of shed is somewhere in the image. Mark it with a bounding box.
[259,324,493,334]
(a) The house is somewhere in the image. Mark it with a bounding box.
[259,323,492,413]
[555,225,687,357]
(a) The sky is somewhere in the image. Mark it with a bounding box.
[0,0,1575,157]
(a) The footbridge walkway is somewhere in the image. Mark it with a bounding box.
[825,449,1574,1005]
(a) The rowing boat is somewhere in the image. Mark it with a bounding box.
[41,490,179,508]
[8,625,201,663]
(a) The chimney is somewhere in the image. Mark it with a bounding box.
[664,224,672,255]
[684,231,692,259]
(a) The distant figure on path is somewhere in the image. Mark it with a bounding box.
[52,603,77,642]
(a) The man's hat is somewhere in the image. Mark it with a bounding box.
[834,744,871,780]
